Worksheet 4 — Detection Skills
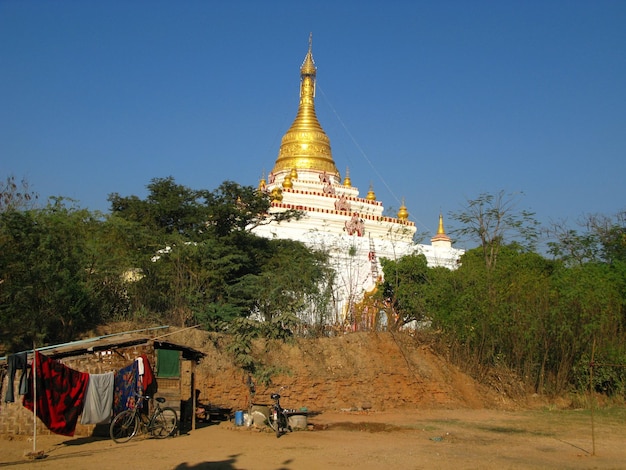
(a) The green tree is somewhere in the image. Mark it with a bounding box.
[586,211,626,265]
[546,210,626,266]
[109,176,211,240]
[109,177,300,241]
[0,175,38,212]
[236,239,331,330]
[428,244,557,386]
[450,190,539,270]
[546,226,600,266]
[109,177,325,333]
[546,211,626,393]
[548,262,624,392]
[376,253,434,330]
[0,200,105,352]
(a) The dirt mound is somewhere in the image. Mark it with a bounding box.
[180,330,528,413]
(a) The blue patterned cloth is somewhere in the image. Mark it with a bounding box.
[113,361,138,416]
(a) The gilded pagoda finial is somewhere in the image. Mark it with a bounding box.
[300,33,316,76]
[271,186,283,202]
[397,198,409,220]
[257,170,267,192]
[282,174,293,189]
[343,167,352,187]
[437,213,446,234]
[271,35,339,177]
[431,213,452,245]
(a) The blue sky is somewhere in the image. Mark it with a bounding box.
[1,1,625,248]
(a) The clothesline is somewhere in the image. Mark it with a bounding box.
[5,350,157,437]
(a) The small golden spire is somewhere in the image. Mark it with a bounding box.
[301,32,316,76]
[397,198,409,220]
[271,187,283,202]
[290,167,298,180]
[258,172,267,192]
[437,213,446,235]
[431,213,452,245]
[365,183,376,201]
[282,174,293,189]
[343,167,352,187]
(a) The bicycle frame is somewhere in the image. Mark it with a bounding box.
[110,394,178,443]
[269,389,291,438]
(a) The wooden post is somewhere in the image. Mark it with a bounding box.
[589,337,596,456]
[191,369,196,431]
[27,345,45,459]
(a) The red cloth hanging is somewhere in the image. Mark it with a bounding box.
[139,354,157,397]
[23,351,89,436]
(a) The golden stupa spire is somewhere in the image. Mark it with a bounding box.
[437,213,446,234]
[343,167,352,187]
[258,171,267,192]
[431,213,452,244]
[397,198,409,220]
[271,34,339,177]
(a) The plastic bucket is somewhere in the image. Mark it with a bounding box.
[235,410,244,426]
[288,414,308,430]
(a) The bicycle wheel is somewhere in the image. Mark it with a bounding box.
[151,407,178,438]
[268,410,280,437]
[270,410,287,438]
[279,411,290,436]
[110,410,139,443]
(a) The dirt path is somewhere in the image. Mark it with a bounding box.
[2,408,624,470]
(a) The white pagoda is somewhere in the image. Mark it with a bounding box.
[252,37,463,323]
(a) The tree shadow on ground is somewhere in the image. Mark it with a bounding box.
[173,454,239,470]
[173,455,295,470]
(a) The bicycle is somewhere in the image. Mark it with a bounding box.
[268,387,292,438]
[110,394,178,443]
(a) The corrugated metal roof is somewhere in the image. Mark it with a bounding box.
[1,329,205,364]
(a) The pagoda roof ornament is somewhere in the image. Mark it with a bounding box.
[397,198,409,220]
[437,213,446,234]
[271,34,340,177]
[282,173,293,189]
[343,167,352,187]
[300,33,316,76]
[270,186,283,202]
[431,213,452,244]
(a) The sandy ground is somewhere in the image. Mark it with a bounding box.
[2,408,625,470]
